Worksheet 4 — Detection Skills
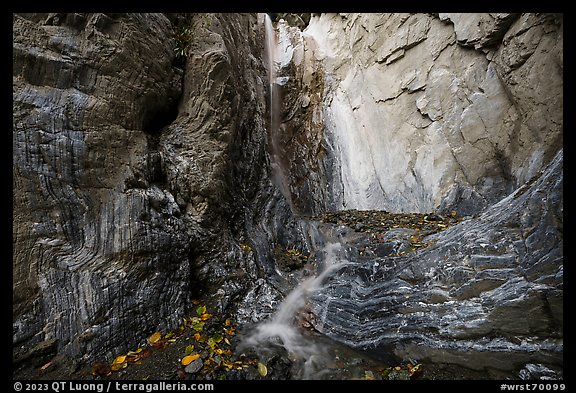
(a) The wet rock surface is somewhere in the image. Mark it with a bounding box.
[306,150,563,377]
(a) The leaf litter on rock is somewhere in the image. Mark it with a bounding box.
[96,301,261,380]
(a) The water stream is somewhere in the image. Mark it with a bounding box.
[241,241,350,379]
[242,13,360,381]
[263,14,295,213]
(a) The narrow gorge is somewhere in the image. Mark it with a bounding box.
[13,13,562,381]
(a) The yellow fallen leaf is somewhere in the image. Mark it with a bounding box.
[257,362,268,377]
[200,313,212,321]
[127,348,143,356]
[225,319,232,326]
[111,362,127,371]
[113,355,127,364]
[182,354,201,366]
[185,345,195,355]
[148,331,162,345]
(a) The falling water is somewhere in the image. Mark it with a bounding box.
[263,14,295,212]
[241,242,349,379]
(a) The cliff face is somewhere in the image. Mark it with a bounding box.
[13,12,562,379]
[271,12,562,376]
[276,13,562,215]
[13,13,282,363]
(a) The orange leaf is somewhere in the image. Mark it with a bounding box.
[148,331,162,345]
[182,354,201,366]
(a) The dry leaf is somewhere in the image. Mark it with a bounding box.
[111,362,127,372]
[127,348,143,356]
[148,331,162,345]
[113,355,127,365]
[200,313,212,321]
[257,362,268,377]
[40,361,53,371]
[182,354,201,366]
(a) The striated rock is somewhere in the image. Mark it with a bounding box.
[307,149,563,375]
[14,11,563,380]
[13,12,290,369]
[13,12,189,362]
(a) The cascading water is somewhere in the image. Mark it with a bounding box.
[241,242,350,379]
[263,13,295,212]
[241,14,404,380]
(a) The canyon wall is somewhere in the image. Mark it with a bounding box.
[13,12,562,378]
[277,13,562,215]
[13,13,287,365]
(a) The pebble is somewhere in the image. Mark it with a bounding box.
[184,358,203,374]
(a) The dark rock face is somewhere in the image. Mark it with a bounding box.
[13,12,284,365]
[13,12,188,361]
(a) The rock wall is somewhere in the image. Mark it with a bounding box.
[267,12,563,377]
[276,13,562,215]
[309,149,563,375]
[13,13,282,364]
[13,12,188,362]
[13,12,563,379]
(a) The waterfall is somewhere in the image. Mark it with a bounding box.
[263,14,295,212]
[241,242,349,379]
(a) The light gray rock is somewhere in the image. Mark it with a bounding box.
[439,13,519,49]
[184,358,203,374]
[276,13,562,216]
